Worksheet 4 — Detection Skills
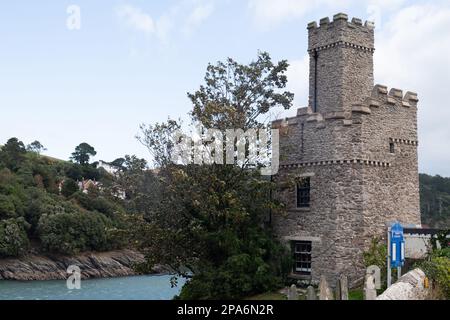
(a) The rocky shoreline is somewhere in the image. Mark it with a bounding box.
[0,249,164,281]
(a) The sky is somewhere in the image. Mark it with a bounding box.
[0,0,449,175]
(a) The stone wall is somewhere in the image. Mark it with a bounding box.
[377,269,430,300]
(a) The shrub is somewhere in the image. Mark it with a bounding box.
[38,211,112,255]
[177,230,291,300]
[417,248,450,299]
[71,192,119,218]
[0,194,16,219]
[363,237,387,288]
[0,218,30,257]
[61,178,79,198]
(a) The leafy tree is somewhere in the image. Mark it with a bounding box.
[0,138,27,171]
[106,155,157,216]
[70,143,97,165]
[137,120,181,167]
[420,174,450,228]
[0,194,16,219]
[61,178,79,198]
[110,158,126,170]
[26,141,47,154]
[188,51,293,130]
[0,218,30,257]
[38,211,112,255]
[133,52,293,299]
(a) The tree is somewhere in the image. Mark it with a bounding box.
[26,141,47,154]
[110,158,126,170]
[188,51,293,130]
[133,52,294,299]
[61,178,79,198]
[0,218,30,257]
[38,211,112,255]
[0,138,27,171]
[0,194,16,220]
[110,155,155,213]
[70,143,97,165]
[137,120,181,167]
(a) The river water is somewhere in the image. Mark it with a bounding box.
[0,275,185,300]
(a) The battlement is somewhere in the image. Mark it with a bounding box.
[307,13,375,32]
[272,84,418,130]
[308,13,375,52]
[370,84,419,108]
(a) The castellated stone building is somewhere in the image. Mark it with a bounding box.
[271,13,422,285]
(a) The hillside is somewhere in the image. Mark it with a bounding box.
[0,138,136,258]
[420,174,450,229]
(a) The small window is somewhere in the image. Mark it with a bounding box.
[293,241,312,275]
[296,177,310,208]
[390,142,395,154]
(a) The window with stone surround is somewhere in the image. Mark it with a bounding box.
[293,241,312,275]
[296,177,310,208]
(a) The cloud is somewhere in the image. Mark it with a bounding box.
[184,2,215,35]
[116,5,156,34]
[115,5,177,43]
[247,0,321,27]
[374,4,450,175]
[247,0,407,29]
[116,2,214,43]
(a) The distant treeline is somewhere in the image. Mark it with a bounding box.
[420,173,450,229]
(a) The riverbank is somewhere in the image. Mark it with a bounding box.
[0,249,164,281]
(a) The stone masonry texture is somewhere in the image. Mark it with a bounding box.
[272,13,421,286]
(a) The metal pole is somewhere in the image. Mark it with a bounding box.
[387,227,391,288]
[397,267,401,280]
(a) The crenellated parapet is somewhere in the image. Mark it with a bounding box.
[308,13,375,53]
[272,84,418,131]
[370,84,419,108]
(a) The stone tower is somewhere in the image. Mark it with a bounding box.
[308,13,374,114]
[272,13,421,285]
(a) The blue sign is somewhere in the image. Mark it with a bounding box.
[390,222,405,268]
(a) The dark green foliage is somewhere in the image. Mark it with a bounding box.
[420,174,450,228]
[0,138,27,171]
[0,194,16,219]
[0,218,30,257]
[61,178,79,198]
[71,191,121,218]
[70,143,97,165]
[26,141,46,154]
[37,211,112,255]
[110,158,126,170]
[65,164,83,181]
[178,229,291,300]
[0,137,130,257]
[416,248,450,299]
[65,163,100,181]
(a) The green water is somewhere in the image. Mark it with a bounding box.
[0,275,185,300]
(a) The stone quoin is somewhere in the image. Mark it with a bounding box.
[271,13,421,286]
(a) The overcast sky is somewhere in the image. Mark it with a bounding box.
[0,0,449,175]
